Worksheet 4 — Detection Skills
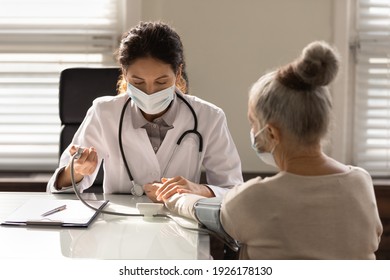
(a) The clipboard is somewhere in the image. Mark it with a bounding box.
[1,199,109,227]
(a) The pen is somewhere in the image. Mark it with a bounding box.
[41,205,67,217]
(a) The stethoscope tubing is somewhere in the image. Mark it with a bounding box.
[118,92,203,195]
[70,144,239,251]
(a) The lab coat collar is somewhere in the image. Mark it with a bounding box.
[131,93,178,129]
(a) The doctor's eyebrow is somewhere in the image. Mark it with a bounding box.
[131,74,170,80]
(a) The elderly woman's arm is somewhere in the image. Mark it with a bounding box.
[164,193,204,221]
[164,193,240,251]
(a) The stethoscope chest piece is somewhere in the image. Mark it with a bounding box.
[131,182,144,197]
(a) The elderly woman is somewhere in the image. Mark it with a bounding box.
[161,41,383,260]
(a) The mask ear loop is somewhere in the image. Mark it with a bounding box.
[265,125,279,155]
[252,125,267,152]
[270,144,276,154]
[256,124,279,154]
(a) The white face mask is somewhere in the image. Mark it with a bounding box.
[250,127,278,168]
[127,83,175,115]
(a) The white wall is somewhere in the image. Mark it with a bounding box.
[125,0,341,173]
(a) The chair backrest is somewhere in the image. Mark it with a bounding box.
[59,67,121,190]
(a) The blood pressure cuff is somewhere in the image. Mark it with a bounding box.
[194,197,240,252]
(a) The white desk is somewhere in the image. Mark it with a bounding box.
[0,192,210,260]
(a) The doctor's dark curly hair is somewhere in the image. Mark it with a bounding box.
[116,21,189,94]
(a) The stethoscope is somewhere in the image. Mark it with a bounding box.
[118,91,203,196]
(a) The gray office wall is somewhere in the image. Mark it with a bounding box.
[125,0,334,172]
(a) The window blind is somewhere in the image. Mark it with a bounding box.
[0,0,120,171]
[354,0,390,176]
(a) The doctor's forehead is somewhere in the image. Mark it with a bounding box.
[125,57,175,79]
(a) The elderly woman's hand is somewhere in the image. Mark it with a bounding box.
[163,192,204,221]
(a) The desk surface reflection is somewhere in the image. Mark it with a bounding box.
[0,192,210,260]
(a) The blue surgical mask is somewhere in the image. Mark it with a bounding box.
[127,83,175,115]
[250,127,278,168]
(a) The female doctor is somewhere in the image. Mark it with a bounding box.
[47,21,243,200]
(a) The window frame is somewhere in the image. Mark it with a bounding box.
[332,0,390,179]
[0,0,125,174]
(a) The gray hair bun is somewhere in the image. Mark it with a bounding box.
[277,41,340,90]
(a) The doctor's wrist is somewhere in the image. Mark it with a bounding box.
[57,164,84,190]
[201,184,215,197]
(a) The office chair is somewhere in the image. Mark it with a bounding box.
[59,67,121,192]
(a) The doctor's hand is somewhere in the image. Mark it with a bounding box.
[143,183,160,203]
[56,145,98,190]
[68,145,98,176]
[155,176,215,202]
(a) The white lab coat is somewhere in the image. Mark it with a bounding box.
[47,93,243,196]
